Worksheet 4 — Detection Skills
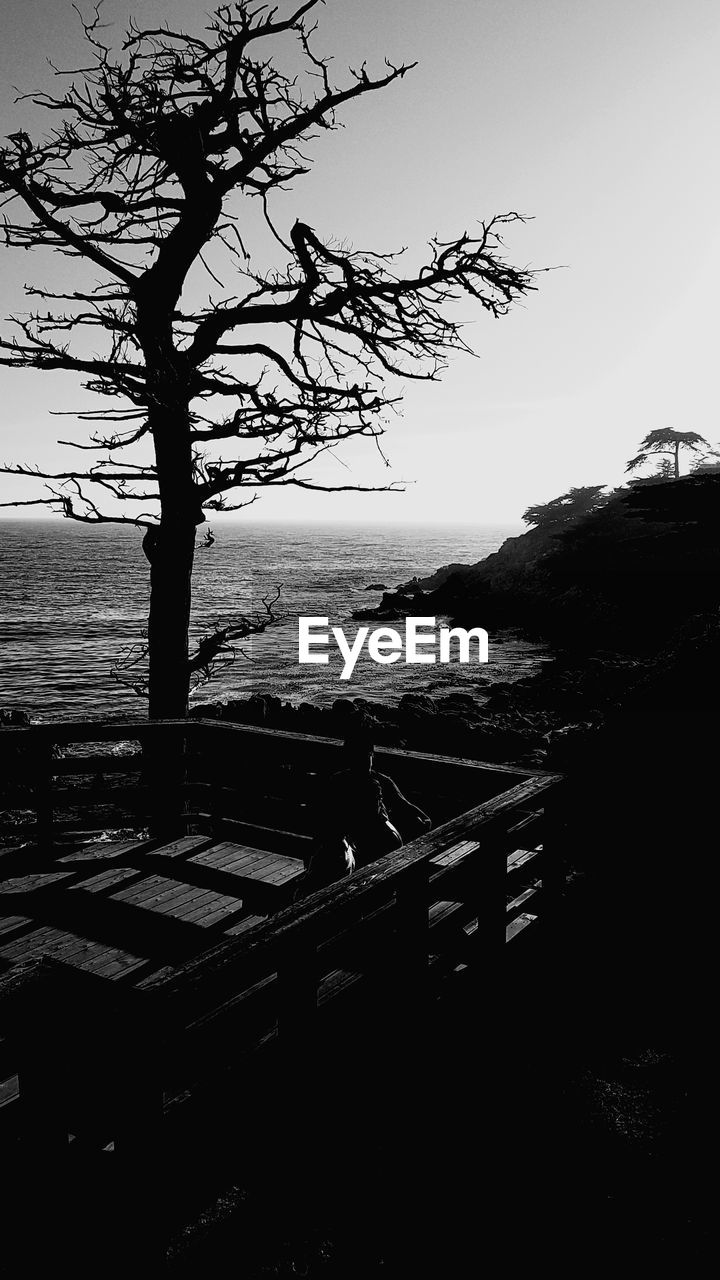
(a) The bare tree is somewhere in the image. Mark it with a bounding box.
[0,1,536,718]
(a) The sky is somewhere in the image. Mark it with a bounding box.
[1,0,719,523]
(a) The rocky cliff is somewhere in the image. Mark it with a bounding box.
[358,475,720,653]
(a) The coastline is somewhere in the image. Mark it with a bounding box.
[0,518,530,721]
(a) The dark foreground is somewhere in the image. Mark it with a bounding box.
[2,909,710,1277]
[2,707,713,1275]
[160,926,710,1277]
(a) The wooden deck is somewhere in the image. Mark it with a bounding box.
[0,835,303,989]
[0,718,563,1262]
[0,826,545,992]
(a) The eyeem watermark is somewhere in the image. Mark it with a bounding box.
[299,616,489,681]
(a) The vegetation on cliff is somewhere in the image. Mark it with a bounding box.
[386,473,720,653]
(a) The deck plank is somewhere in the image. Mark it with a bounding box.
[68,867,143,894]
[0,925,61,961]
[0,922,148,977]
[0,870,75,894]
[429,899,464,927]
[106,872,244,930]
[506,912,539,942]
[175,888,241,917]
[153,889,240,923]
[507,846,542,873]
[190,843,303,889]
[430,839,480,868]
[189,841,262,869]
[317,968,362,1006]
[146,885,219,914]
[148,835,213,860]
[191,844,278,871]
[57,837,155,865]
[0,914,32,938]
[224,913,267,937]
[187,901,247,928]
[235,859,302,887]
[109,873,195,906]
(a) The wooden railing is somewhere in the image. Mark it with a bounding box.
[0,718,563,1254]
[0,716,548,850]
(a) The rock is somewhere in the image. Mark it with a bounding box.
[332,698,355,717]
[396,564,471,593]
[441,692,479,707]
[364,582,387,591]
[0,708,31,727]
[351,592,417,621]
[245,693,283,722]
[398,693,436,716]
[436,694,482,719]
[190,702,222,719]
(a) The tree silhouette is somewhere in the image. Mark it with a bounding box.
[625,429,709,481]
[522,486,609,531]
[0,1,536,718]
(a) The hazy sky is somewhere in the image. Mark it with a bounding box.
[1,0,719,523]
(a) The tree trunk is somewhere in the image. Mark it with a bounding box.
[147,413,198,720]
[144,412,199,837]
[147,521,196,720]
[674,441,680,480]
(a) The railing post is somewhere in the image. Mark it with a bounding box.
[209,728,225,840]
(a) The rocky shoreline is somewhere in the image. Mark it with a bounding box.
[190,647,645,771]
[191,594,720,776]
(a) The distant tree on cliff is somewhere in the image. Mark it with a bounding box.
[0,1,536,719]
[522,486,609,531]
[625,429,709,481]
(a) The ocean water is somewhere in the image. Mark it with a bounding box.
[0,519,547,721]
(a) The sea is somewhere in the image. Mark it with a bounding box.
[0,519,548,722]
